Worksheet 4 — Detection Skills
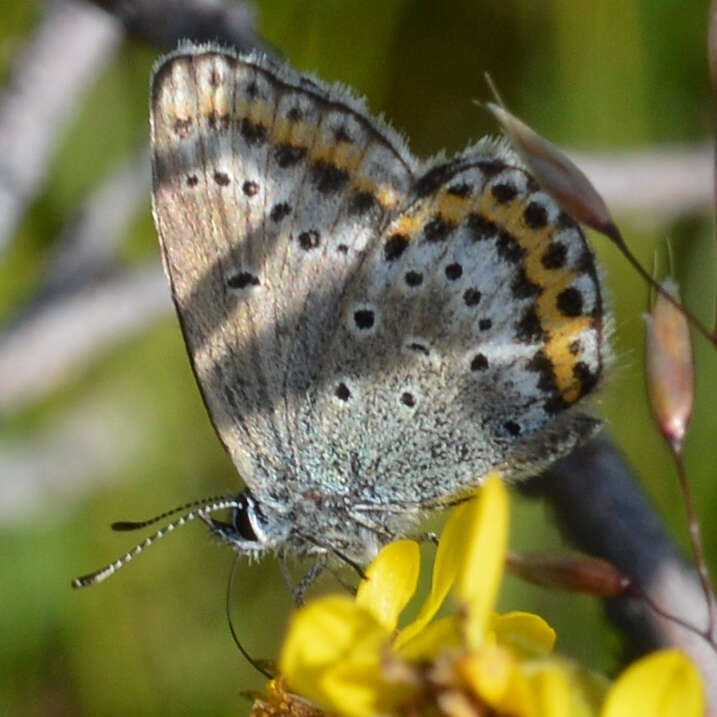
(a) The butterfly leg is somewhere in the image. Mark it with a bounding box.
[293,556,328,606]
[330,569,359,596]
[277,556,294,595]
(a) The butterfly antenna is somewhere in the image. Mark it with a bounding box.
[71,498,243,588]
[225,556,274,679]
[111,494,239,531]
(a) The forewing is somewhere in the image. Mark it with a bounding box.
[151,46,415,492]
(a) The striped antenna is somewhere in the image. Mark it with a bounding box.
[111,494,238,531]
[71,497,243,588]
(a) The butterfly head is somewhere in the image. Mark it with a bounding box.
[202,489,292,557]
[71,491,290,588]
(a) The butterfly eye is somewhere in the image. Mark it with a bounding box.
[231,493,262,541]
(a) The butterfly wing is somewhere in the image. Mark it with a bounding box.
[152,44,608,526]
[151,46,415,495]
[300,143,607,507]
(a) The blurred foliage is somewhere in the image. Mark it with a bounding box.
[0,0,715,715]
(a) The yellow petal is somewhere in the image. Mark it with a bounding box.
[457,474,509,648]
[458,645,513,706]
[489,664,536,717]
[321,660,416,717]
[394,503,469,647]
[355,540,420,633]
[395,473,507,648]
[396,615,462,661]
[318,663,391,717]
[492,611,556,658]
[279,595,389,712]
[530,665,572,717]
[602,649,704,717]
[522,657,608,717]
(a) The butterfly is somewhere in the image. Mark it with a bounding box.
[73,43,607,596]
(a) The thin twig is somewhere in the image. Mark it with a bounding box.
[672,450,715,643]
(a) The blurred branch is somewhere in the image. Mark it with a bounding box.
[0,392,142,525]
[0,262,170,414]
[0,0,266,258]
[40,145,151,297]
[525,433,717,709]
[571,145,713,228]
[0,144,160,414]
[0,0,122,254]
[85,0,267,53]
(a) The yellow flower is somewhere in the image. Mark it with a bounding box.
[278,476,560,716]
[265,475,705,717]
[602,649,704,717]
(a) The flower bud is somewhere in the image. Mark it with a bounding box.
[487,103,617,237]
[506,552,631,597]
[644,278,694,451]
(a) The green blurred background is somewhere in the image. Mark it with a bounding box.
[1,0,715,714]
